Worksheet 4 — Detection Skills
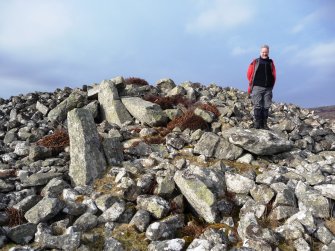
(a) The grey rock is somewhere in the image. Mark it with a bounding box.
[129,209,151,232]
[22,172,63,187]
[98,80,132,125]
[269,206,298,221]
[194,108,215,123]
[293,238,311,251]
[145,222,173,241]
[146,214,185,241]
[104,237,124,251]
[99,200,126,223]
[250,184,275,204]
[155,175,175,197]
[236,153,254,164]
[222,127,293,155]
[40,178,70,197]
[137,195,170,219]
[13,195,42,213]
[24,197,64,224]
[148,238,185,251]
[121,97,168,126]
[5,223,37,245]
[286,211,316,234]
[68,108,107,186]
[316,225,334,244]
[156,78,176,93]
[0,179,15,192]
[239,199,266,219]
[225,172,255,194]
[95,194,119,211]
[295,181,330,218]
[313,184,335,200]
[48,90,87,123]
[28,145,52,161]
[36,101,49,115]
[84,100,99,119]
[8,246,35,251]
[166,133,185,150]
[270,182,296,208]
[321,240,335,251]
[256,170,286,185]
[14,142,30,156]
[102,137,124,166]
[194,132,220,157]
[167,86,186,97]
[174,169,219,223]
[186,239,212,251]
[73,212,98,232]
[214,137,244,160]
[35,224,81,251]
[63,200,87,216]
[275,221,305,240]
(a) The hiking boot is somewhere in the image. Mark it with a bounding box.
[253,108,262,129]
[261,109,270,129]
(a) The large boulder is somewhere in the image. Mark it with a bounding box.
[68,108,107,186]
[222,128,293,155]
[121,97,168,126]
[174,165,225,223]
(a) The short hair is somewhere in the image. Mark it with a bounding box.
[261,44,269,50]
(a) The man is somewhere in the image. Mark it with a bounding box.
[247,45,276,129]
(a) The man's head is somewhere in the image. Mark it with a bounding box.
[260,45,270,59]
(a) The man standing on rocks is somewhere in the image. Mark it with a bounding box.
[247,44,276,129]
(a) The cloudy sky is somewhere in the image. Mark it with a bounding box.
[0,0,334,108]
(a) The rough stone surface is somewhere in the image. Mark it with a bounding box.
[121,97,168,126]
[222,127,293,155]
[24,197,64,224]
[68,108,106,186]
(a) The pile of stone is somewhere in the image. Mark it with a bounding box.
[0,77,334,250]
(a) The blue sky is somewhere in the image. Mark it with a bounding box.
[0,0,334,108]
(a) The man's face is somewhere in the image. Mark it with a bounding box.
[260,48,269,59]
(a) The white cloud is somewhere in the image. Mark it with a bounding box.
[231,46,255,56]
[296,41,335,67]
[290,4,335,34]
[0,0,74,51]
[290,12,318,34]
[187,0,255,33]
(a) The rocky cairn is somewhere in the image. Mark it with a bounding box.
[0,77,335,251]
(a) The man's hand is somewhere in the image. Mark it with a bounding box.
[247,93,251,99]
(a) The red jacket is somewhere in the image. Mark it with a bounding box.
[247,58,276,94]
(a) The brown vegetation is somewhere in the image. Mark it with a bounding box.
[112,224,149,251]
[325,218,335,235]
[5,207,25,227]
[196,102,221,117]
[36,129,69,152]
[180,220,205,239]
[167,109,208,131]
[124,77,149,86]
[143,135,166,145]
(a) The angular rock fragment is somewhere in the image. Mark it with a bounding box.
[68,108,107,186]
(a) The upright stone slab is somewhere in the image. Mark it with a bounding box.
[98,80,132,126]
[68,108,107,186]
[121,97,168,126]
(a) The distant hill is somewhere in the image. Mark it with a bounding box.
[310,105,335,120]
